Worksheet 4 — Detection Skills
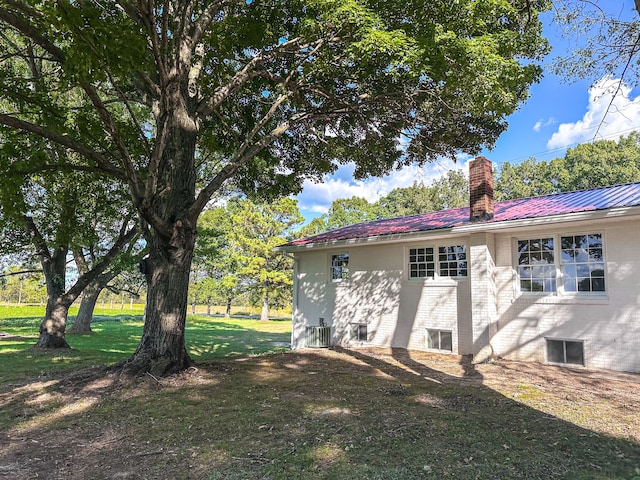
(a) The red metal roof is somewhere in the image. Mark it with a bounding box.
[284,182,640,248]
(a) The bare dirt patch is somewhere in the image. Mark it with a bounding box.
[1,348,639,479]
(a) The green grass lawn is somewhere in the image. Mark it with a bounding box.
[0,305,291,382]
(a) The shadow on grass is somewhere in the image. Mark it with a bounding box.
[0,315,291,384]
[1,348,639,480]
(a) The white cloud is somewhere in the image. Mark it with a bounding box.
[547,77,640,149]
[297,157,472,219]
[533,117,556,132]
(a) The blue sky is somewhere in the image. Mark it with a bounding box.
[296,2,640,221]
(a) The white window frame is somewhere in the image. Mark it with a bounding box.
[407,244,467,281]
[349,322,368,342]
[515,232,606,297]
[329,253,350,283]
[408,246,435,279]
[426,329,453,352]
[545,338,585,366]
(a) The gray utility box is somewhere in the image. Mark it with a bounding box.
[305,325,331,348]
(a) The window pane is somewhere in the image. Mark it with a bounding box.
[438,245,466,277]
[588,234,602,247]
[547,339,565,363]
[564,277,577,292]
[331,254,349,281]
[577,264,590,277]
[427,330,439,349]
[577,278,591,291]
[589,248,603,261]
[560,234,605,293]
[565,341,584,365]
[592,277,605,291]
[409,247,435,279]
[561,249,574,262]
[576,249,589,262]
[518,240,529,253]
[530,279,544,292]
[440,331,453,351]
[563,264,576,278]
[358,324,367,341]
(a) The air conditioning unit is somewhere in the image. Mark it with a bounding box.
[305,325,331,348]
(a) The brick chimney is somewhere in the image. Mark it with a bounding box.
[469,156,494,222]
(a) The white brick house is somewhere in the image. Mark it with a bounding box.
[277,157,640,373]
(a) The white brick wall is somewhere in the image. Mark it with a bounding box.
[292,241,470,354]
[492,220,640,373]
[291,216,640,373]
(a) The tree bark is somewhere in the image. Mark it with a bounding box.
[225,297,232,318]
[67,273,113,334]
[35,297,71,348]
[122,110,198,376]
[124,236,195,376]
[34,239,71,348]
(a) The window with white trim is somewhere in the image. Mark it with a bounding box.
[561,234,605,292]
[516,233,605,295]
[517,238,556,292]
[350,323,368,341]
[408,244,466,279]
[426,329,452,351]
[438,245,467,277]
[330,253,349,282]
[409,247,435,278]
[546,338,584,366]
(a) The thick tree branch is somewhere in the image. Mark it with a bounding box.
[64,222,139,305]
[191,0,235,45]
[0,268,42,278]
[80,82,145,199]
[0,113,125,179]
[0,5,65,62]
[197,36,310,116]
[23,215,51,264]
[189,111,303,220]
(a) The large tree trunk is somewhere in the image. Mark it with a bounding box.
[225,297,232,318]
[123,111,198,376]
[125,238,195,376]
[35,298,71,348]
[68,280,102,334]
[34,240,71,349]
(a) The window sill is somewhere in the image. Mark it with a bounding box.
[403,277,468,287]
[514,294,609,305]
